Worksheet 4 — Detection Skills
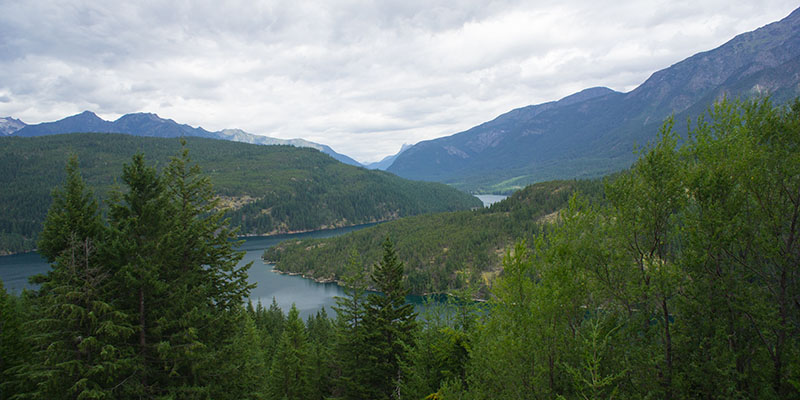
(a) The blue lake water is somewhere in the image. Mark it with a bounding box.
[475,194,508,207]
[0,224,374,320]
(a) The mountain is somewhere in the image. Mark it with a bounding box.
[13,112,361,166]
[0,133,481,254]
[388,7,800,193]
[0,117,26,135]
[364,143,412,170]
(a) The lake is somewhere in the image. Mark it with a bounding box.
[475,194,508,207]
[0,224,375,320]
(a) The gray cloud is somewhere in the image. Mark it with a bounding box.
[0,0,797,162]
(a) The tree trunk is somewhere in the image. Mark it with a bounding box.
[662,298,673,400]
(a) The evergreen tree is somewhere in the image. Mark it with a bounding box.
[307,308,335,400]
[37,155,104,263]
[400,294,472,400]
[106,153,169,397]
[0,281,30,399]
[362,237,417,400]
[15,157,137,399]
[332,250,371,399]
[23,238,137,399]
[267,304,311,400]
[105,147,257,397]
[466,240,539,399]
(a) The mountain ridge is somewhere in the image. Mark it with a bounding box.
[0,133,481,254]
[388,7,800,192]
[12,111,362,166]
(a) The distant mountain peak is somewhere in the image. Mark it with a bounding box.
[11,111,362,166]
[364,143,413,170]
[74,110,102,120]
[557,87,618,106]
[0,116,26,135]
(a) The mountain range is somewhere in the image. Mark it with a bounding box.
[5,8,799,193]
[387,7,800,192]
[363,143,412,170]
[4,111,361,166]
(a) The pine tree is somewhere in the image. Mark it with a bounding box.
[267,304,311,400]
[24,238,137,399]
[106,153,169,397]
[363,237,417,400]
[15,157,137,399]
[0,281,30,399]
[105,146,256,397]
[332,250,371,399]
[307,308,335,400]
[37,155,104,263]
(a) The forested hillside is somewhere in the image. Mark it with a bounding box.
[0,133,481,253]
[2,98,797,399]
[264,178,605,296]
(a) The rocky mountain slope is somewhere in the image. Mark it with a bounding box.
[388,7,800,192]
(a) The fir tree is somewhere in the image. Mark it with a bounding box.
[0,281,30,399]
[105,147,256,397]
[16,157,137,399]
[37,155,104,263]
[267,304,311,400]
[307,308,335,400]
[363,237,417,400]
[332,250,371,399]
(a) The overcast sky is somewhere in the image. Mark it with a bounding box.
[1,1,797,162]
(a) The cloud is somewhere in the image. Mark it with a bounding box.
[0,0,797,162]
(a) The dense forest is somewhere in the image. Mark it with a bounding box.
[0,133,481,254]
[264,178,606,297]
[1,98,798,399]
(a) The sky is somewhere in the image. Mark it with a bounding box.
[1,1,797,163]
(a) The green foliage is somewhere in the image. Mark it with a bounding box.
[361,237,418,400]
[36,155,104,263]
[5,97,799,400]
[331,251,372,400]
[562,317,626,400]
[400,292,476,400]
[9,146,263,399]
[265,179,605,296]
[267,304,311,400]
[0,281,30,399]
[306,308,335,400]
[458,97,800,399]
[466,240,543,399]
[13,157,137,399]
[21,238,137,399]
[0,133,481,253]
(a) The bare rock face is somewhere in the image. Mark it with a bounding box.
[0,117,25,135]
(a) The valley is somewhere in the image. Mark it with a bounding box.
[2,5,799,399]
